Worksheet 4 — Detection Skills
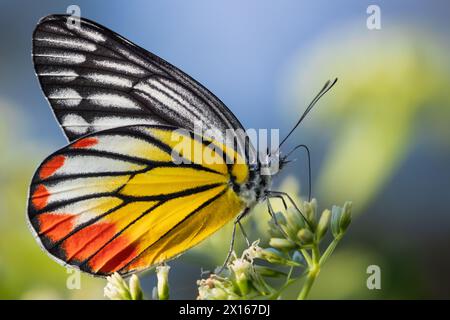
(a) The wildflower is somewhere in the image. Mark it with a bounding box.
[303,199,317,227]
[129,274,143,300]
[156,265,170,300]
[331,201,353,238]
[339,202,352,233]
[197,275,239,300]
[316,209,331,241]
[104,272,143,300]
[229,258,252,295]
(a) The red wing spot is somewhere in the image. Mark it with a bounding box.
[72,137,98,149]
[32,184,50,210]
[38,213,75,242]
[62,222,117,262]
[39,155,65,179]
[88,236,138,274]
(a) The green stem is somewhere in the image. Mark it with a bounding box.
[312,245,320,262]
[297,269,318,300]
[300,249,312,267]
[297,243,320,300]
[319,235,342,266]
[285,265,294,285]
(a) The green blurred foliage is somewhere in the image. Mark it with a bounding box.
[0,101,104,299]
[284,24,450,211]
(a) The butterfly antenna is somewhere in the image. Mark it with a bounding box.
[282,144,312,201]
[278,78,338,150]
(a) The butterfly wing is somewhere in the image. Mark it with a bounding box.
[27,125,248,276]
[32,15,252,159]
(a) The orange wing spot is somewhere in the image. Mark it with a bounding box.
[32,184,50,210]
[88,236,138,274]
[62,222,117,262]
[39,155,65,179]
[72,137,98,149]
[38,213,75,242]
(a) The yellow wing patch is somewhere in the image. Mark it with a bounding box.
[146,127,249,184]
[120,167,227,197]
[122,187,245,274]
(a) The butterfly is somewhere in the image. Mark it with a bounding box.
[27,14,336,277]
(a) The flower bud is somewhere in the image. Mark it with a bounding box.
[339,201,352,233]
[316,209,331,242]
[284,207,305,231]
[304,199,317,227]
[331,205,343,238]
[104,272,131,300]
[283,224,299,241]
[229,258,252,295]
[297,228,314,245]
[270,216,297,240]
[156,265,170,300]
[129,274,143,300]
[255,247,300,266]
[273,211,287,226]
[269,238,297,251]
[331,202,352,237]
[269,211,297,239]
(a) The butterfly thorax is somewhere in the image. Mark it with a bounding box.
[231,163,272,209]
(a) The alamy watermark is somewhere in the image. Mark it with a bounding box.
[169,121,281,175]
[66,268,81,290]
[366,4,381,30]
[66,5,81,30]
[366,265,381,290]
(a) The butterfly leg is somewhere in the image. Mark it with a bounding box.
[267,191,312,229]
[267,194,288,210]
[237,220,251,247]
[266,196,290,238]
[217,208,250,274]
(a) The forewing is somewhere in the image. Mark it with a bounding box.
[33,14,250,155]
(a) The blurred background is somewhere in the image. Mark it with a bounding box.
[0,0,449,299]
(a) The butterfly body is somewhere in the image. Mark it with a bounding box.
[237,164,272,208]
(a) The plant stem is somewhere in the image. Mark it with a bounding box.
[319,235,342,266]
[300,249,312,267]
[285,265,294,285]
[297,269,318,300]
[297,243,321,300]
